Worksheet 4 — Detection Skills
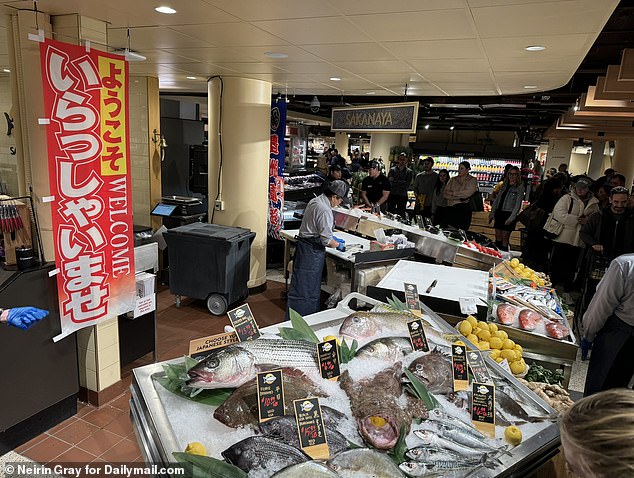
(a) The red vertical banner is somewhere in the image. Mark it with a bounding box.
[40,39,136,341]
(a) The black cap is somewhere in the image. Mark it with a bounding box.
[369,160,380,169]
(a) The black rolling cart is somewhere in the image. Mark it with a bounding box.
[164,223,255,315]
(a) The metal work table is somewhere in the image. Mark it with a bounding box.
[280,229,415,292]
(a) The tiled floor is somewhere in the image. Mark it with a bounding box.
[13,278,290,466]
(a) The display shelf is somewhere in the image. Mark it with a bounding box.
[422,155,522,187]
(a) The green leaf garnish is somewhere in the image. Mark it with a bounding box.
[288,308,320,343]
[172,452,247,478]
[404,368,440,410]
[388,424,409,464]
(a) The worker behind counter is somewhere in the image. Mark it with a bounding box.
[0,306,49,330]
[286,180,348,320]
[360,160,391,212]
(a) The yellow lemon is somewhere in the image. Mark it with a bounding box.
[466,334,479,344]
[502,339,516,350]
[514,344,523,353]
[510,360,526,375]
[495,356,505,363]
[537,279,545,287]
[466,315,478,327]
[500,349,517,362]
[504,426,523,446]
[517,263,525,271]
[458,320,473,336]
[525,267,534,275]
[476,340,490,351]
[476,329,492,342]
[496,330,509,341]
[478,321,489,330]
[510,258,520,267]
[185,442,207,456]
[488,323,498,333]
[521,270,531,279]
[489,349,501,360]
[489,337,503,350]
[323,335,341,345]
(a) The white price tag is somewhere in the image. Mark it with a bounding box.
[459,297,478,315]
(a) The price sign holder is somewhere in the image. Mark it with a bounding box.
[404,282,422,316]
[188,331,239,358]
[228,304,261,341]
[471,382,496,438]
[407,318,429,352]
[466,349,492,384]
[256,369,285,422]
[293,397,329,460]
[317,339,341,380]
[452,341,469,392]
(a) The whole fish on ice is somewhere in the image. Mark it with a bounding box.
[187,338,319,389]
[355,336,412,362]
[338,312,444,343]
[327,448,405,477]
[406,348,454,395]
[221,436,309,475]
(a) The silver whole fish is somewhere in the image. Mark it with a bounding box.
[425,409,486,439]
[405,446,471,462]
[339,312,443,342]
[221,436,309,475]
[188,338,319,389]
[327,448,405,477]
[400,460,484,477]
[355,336,412,361]
[412,430,490,458]
[272,461,340,478]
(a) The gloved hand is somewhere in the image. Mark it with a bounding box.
[333,236,345,245]
[336,240,346,252]
[580,338,592,361]
[7,307,49,330]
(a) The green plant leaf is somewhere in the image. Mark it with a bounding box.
[277,327,313,341]
[288,308,320,343]
[388,424,409,464]
[184,355,200,372]
[172,452,247,478]
[155,369,233,406]
[404,368,440,410]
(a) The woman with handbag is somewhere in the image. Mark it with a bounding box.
[550,177,599,291]
[444,161,478,230]
[489,166,524,251]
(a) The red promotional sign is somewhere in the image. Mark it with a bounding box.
[40,39,136,341]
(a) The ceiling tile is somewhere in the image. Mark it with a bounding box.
[203,0,340,21]
[472,0,619,37]
[490,56,581,72]
[423,71,493,83]
[409,58,491,73]
[383,39,483,60]
[481,34,595,58]
[214,62,288,74]
[348,9,476,41]
[301,43,394,62]
[162,47,256,62]
[336,60,415,74]
[331,0,466,15]
[277,62,348,75]
[229,45,320,63]
[171,22,288,47]
[108,27,212,50]
[253,17,373,45]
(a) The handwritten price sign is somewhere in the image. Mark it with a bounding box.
[318,339,341,380]
[471,382,496,438]
[293,397,329,459]
[257,369,285,421]
[407,319,429,352]
[228,304,261,341]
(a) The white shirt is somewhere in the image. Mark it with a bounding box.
[582,253,634,340]
[298,194,334,246]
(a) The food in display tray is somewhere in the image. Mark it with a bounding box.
[140,295,559,478]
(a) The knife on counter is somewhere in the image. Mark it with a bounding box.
[425,280,438,294]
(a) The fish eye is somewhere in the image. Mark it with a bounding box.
[415,364,423,371]
[206,358,219,370]
[352,317,361,323]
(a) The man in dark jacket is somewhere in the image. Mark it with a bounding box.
[578,186,634,319]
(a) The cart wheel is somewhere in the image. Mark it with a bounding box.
[175,295,181,308]
[207,294,228,316]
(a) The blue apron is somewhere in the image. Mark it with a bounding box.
[286,236,326,320]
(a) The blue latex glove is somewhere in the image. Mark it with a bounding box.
[580,338,592,361]
[336,241,346,252]
[7,307,49,330]
[333,236,345,244]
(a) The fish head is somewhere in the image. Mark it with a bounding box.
[399,462,429,477]
[338,312,380,339]
[187,347,256,389]
[358,413,399,450]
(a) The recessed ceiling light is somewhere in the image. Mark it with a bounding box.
[329,77,341,81]
[524,85,537,89]
[186,76,197,80]
[264,52,288,59]
[2,68,9,73]
[155,6,177,14]
[525,45,546,51]
[366,91,376,95]
[424,124,430,130]
[450,126,455,130]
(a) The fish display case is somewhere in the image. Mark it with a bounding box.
[129,293,560,477]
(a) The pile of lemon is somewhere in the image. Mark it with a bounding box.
[457,315,527,375]
[507,258,546,287]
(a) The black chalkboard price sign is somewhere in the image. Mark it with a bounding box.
[256,369,285,422]
[317,339,341,380]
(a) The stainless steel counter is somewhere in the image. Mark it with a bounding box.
[130,293,560,477]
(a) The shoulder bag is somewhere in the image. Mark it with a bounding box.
[543,197,573,239]
[517,203,547,231]
[469,187,484,212]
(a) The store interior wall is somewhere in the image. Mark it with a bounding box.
[416,129,516,146]
[0,76,17,196]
